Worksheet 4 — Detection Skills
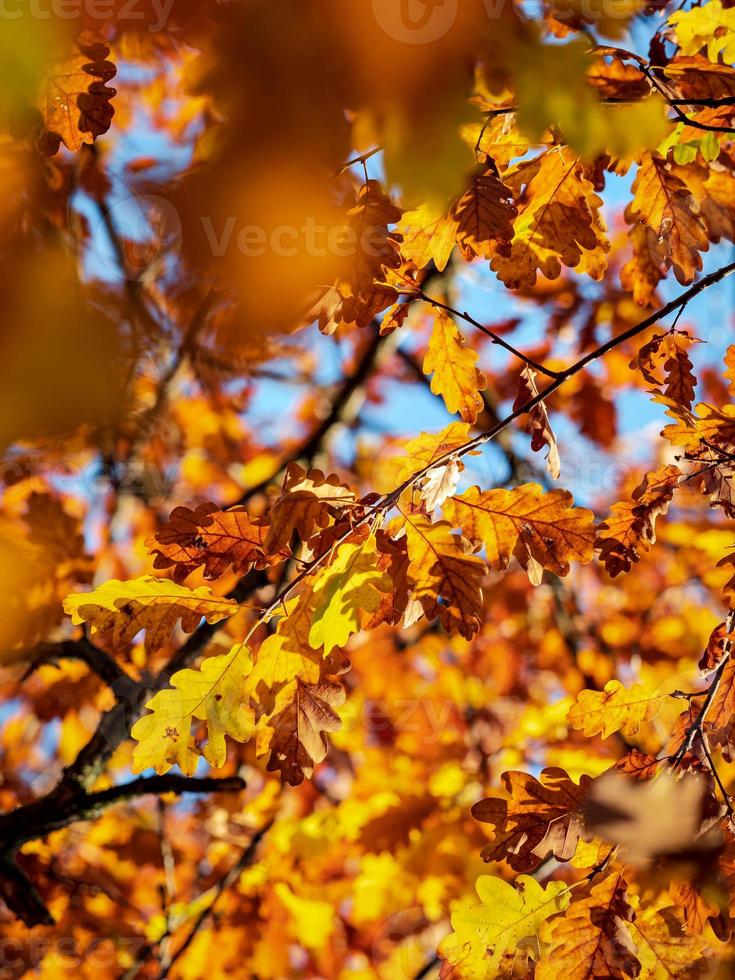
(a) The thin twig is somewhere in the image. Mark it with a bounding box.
[413,290,560,379]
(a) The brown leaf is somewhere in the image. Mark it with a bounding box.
[596,464,681,576]
[626,152,709,285]
[453,164,516,260]
[472,767,592,871]
[261,678,344,786]
[265,464,356,553]
[147,503,284,582]
[35,31,116,155]
[513,366,561,479]
[585,771,720,863]
[536,873,640,980]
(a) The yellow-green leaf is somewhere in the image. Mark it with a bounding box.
[131,643,253,775]
[63,576,237,653]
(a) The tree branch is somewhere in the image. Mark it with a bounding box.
[412,289,560,379]
[0,775,245,852]
[23,636,135,693]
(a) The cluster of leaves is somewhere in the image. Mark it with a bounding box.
[3,0,735,977]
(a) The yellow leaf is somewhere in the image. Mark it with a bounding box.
[35,32,116,154]
[567,680,664,739]
[308,535,392,655]
[438,874,571,979]
[443,483,595,585]
[397,202,458,272]
[423,309,487,424]
[388,421,473,487]
[63,576,237,653]
[670,0,735,64]
[629,897,709,978]
[131,643,253,775]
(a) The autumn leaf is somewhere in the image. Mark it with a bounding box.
[35,31,116,155]
[147,503,283,583]
[513,366,561,479]
[397,202,458,272]
[472,767,593,871]
[596,465,681,577]
[586,771,719,863]
[319,179,403,333]
[568,680,665,739]
[443,483,595,586]
[265,464,356,553]
[438,873,571,978]
[669,0,735,64]
[63,576,237,653]
[308,535,392,655]
[131,643,253,775]
[259,678,344,786]
[629,897,709,977]
[491,147,609,289]
[423,308,487,424]
[453,164,516,261]
[402,513,486,639]
[388,422,473,489]
[536,873,640,980]
[626,153,709,285]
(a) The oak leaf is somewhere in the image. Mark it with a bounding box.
[397,202,458,272]
[491,147,609,289]
[443,483,595,586]
[308,535,392,655]
[568,680,665,739]
[453,164,516,261]
[147,503,282,583]
[265,464,356,553]
[472,767,593,871]
[438,874,570,979]
[626,153,709,285]
[259,678,344,786]
[63,576,237,653]
[596,464,681,577]
[36,32,116,155]
[536,873,640,980]
[402,514,485,639]
[513,366,560,479]
[131,643,253,775]
[629,899,709,978]
[388,422,473,488]
[423,309,487,424]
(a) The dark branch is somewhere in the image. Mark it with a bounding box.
[0,775,246,851]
